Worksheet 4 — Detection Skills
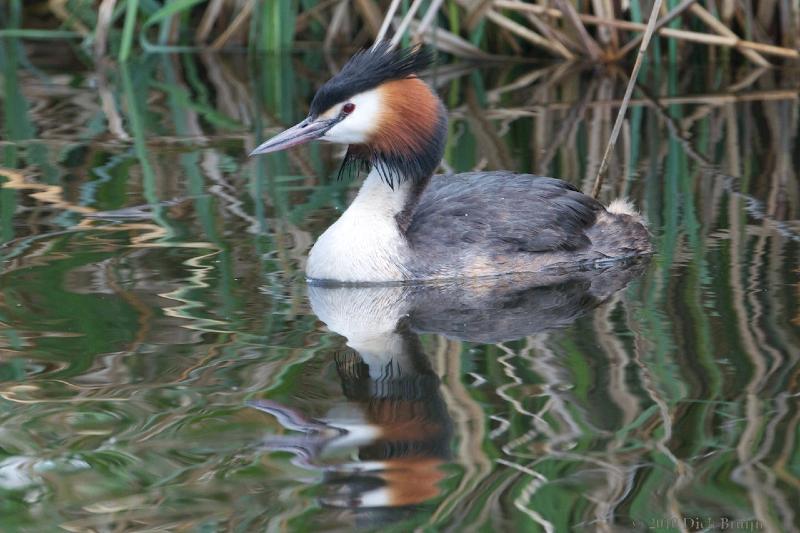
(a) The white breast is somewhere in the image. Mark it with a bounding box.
[306,169,412,282]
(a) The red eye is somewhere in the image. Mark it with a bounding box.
[342,103,355,114]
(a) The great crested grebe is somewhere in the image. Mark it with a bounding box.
[250,43,652,283]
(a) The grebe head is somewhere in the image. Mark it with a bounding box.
[250,42,447,185]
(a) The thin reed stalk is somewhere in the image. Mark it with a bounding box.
[118,0,139,61]
[591,0,664,198]
[613,0,696,59]
[375,0,402,44]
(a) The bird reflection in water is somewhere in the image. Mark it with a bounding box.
[249,259,647,524]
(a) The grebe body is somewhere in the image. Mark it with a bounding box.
[251,43,652,284]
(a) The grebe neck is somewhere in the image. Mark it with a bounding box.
[306,168,425,282]
[352,167,430,223]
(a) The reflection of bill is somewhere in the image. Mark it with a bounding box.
[251,260,647,521]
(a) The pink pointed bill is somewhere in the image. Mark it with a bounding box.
[249,117,333,156]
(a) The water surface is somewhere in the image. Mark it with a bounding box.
[0,45,799,531]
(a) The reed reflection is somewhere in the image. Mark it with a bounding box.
[1,47,797,530]
[250,260,646,524]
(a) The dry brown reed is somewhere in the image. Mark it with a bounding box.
[11,0,800,64]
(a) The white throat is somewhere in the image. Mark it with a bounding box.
[306,168,414,283]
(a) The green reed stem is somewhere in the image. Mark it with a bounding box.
[0,29,80,38]
[119,0,139,62]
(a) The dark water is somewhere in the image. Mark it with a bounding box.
[1,43,799,531]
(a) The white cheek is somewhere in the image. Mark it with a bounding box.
[321,89,382,144]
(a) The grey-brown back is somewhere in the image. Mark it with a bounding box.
[405,172,643,278]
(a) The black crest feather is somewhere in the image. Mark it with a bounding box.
[309,41,434,117]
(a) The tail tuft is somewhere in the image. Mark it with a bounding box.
[591,198,652,255]
[607,198,637,216]
[606,198,645,225]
